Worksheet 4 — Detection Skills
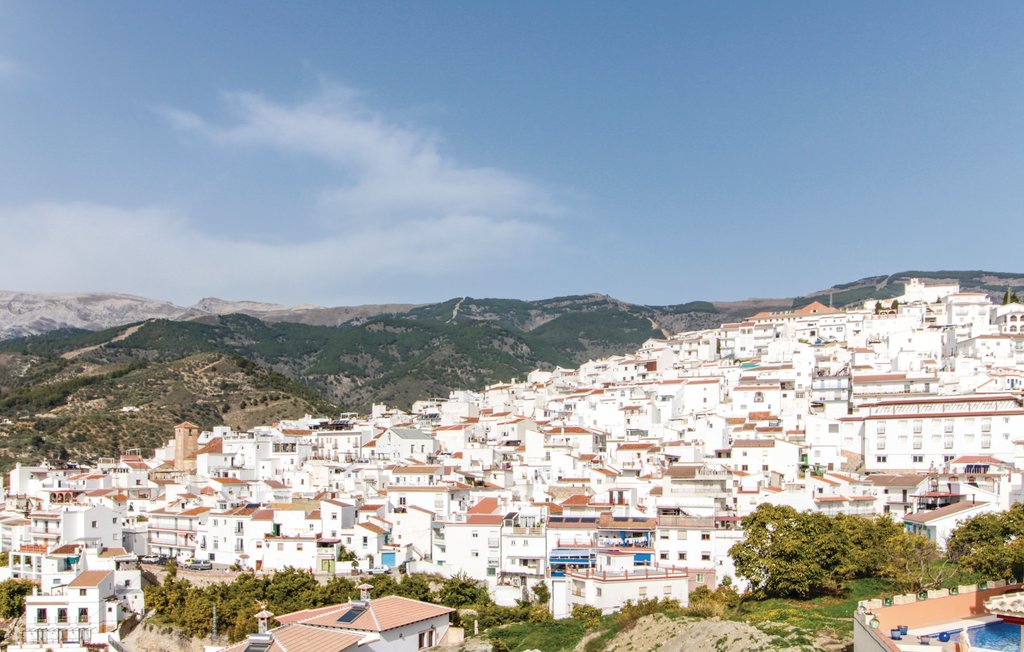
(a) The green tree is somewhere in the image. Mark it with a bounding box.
[181,588,214,638]
[833,513,902,578]
[531,580,550,605]
[947,505,1024,578]
[321,576,357,604]
[396,574,433,602]
[730,505,900,598]
[366,572,399,598]
[0,579,35,619]
[336,545,357,562]
[437,572,490,608]
[264,568,320,615]
[881,530,944,592]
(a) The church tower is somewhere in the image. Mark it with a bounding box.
[173,421,200,471]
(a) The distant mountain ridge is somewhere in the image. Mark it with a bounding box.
[0,291,418,340]
[2,270,1022,341]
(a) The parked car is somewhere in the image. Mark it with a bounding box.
[184,559,213,571]
[366,566,389,575]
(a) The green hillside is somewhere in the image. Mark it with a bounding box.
[0,351,338,469]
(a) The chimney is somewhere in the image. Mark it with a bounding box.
[254,608,274,635]
[358,583,373,602]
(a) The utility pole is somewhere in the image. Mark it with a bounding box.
[213,603,217,639]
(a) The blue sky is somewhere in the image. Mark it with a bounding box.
[0,2,1022,306]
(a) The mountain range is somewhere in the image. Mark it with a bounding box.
[0,270,1020,469]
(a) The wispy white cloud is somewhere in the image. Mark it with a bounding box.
[159,82,560,227]
[0,83,564,303]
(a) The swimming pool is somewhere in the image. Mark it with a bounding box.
[928,620,1020,651]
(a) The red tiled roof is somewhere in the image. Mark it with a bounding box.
[278,596,453,632]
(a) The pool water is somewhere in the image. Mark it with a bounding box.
[930,621,1020,651]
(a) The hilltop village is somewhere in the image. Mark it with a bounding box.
[3,277,1024,652]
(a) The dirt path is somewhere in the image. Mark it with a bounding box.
[62,322,148,360]
[447,297,467,324]
[647,316,671,338]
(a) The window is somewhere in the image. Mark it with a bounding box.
[78,608,88,624]
[57,608,68,624]
[663,585,673,595]
[91,521,97,528]
[828,424,839,434]
[79,589,86,596]
[875,455,887,463]
[659,552,668,560]
[701,552,711,561]
[912,455,924,463]
[639,586,648,597]
[36,608,46,624]
[700,532,711,541]
[472,531,479,538]
[418,629,436,650]
[913,420,923,434]
[677,552,687,560]
[696,573,705,583]
[472,551,479,557]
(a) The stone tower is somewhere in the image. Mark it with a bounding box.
[173,421,200,471]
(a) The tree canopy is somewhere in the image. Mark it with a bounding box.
[946,503,1024,579]
[729,504,930,597]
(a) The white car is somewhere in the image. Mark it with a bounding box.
[366,567,390,575]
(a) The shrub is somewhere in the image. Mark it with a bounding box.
[571,603,603,627]
[528,603,553,623]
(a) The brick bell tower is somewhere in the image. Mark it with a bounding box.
[173,421,200,471]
